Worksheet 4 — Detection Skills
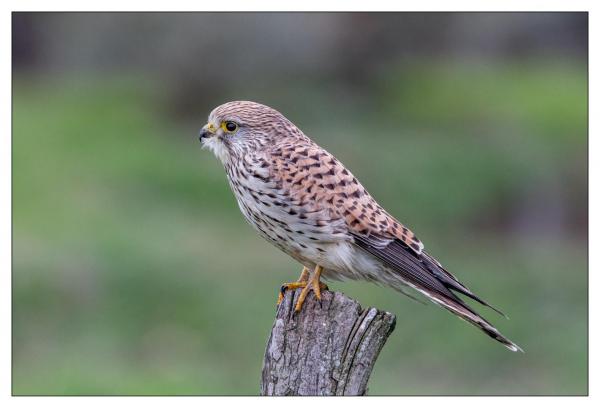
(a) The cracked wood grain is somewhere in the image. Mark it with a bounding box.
[260,289,396,396]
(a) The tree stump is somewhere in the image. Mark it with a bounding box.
[260,288,396,396]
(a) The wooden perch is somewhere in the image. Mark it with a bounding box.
[260,288,396,396]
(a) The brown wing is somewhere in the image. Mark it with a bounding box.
[268,141,520,351]
[270,141,494,304]
[269,141,424,248]
[341,183,520,350]
[335,167,508,316]
[269,142,497,308]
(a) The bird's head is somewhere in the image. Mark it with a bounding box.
[199,101,306,164]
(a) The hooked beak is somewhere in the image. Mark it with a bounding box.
[198,123,217,142]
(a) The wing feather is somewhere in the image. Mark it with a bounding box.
[352,233,521,352]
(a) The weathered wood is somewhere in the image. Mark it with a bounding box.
[260,288,396,396]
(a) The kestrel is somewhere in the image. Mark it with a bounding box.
[199,101,522,352]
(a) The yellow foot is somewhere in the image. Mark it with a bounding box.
[277,267,310,305]
[276,266,329,311]
[277,281,307,305]
[294,265,328,312]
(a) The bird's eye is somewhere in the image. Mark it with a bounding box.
[222,121,238,133]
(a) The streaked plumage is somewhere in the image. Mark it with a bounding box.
[199,100,522,352]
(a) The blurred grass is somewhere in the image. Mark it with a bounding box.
[379,61,587,139]
[12,61,587,395]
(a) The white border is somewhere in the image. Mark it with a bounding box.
[2,1,594,407]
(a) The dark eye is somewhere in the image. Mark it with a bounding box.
[224,121,238,132]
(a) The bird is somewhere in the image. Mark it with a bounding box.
[198,100,522,352]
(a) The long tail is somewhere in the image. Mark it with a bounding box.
[423,288,523,352]
[419,252,523,352]
[353,236,523,352]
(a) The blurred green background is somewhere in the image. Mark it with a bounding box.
[12,13,587,395]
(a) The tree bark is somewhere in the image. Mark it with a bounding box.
[260,288,396,396]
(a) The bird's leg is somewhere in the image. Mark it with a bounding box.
[294,265,328,312]
[277,267,310,305]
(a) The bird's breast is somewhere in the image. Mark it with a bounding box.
[224,162,348,265]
